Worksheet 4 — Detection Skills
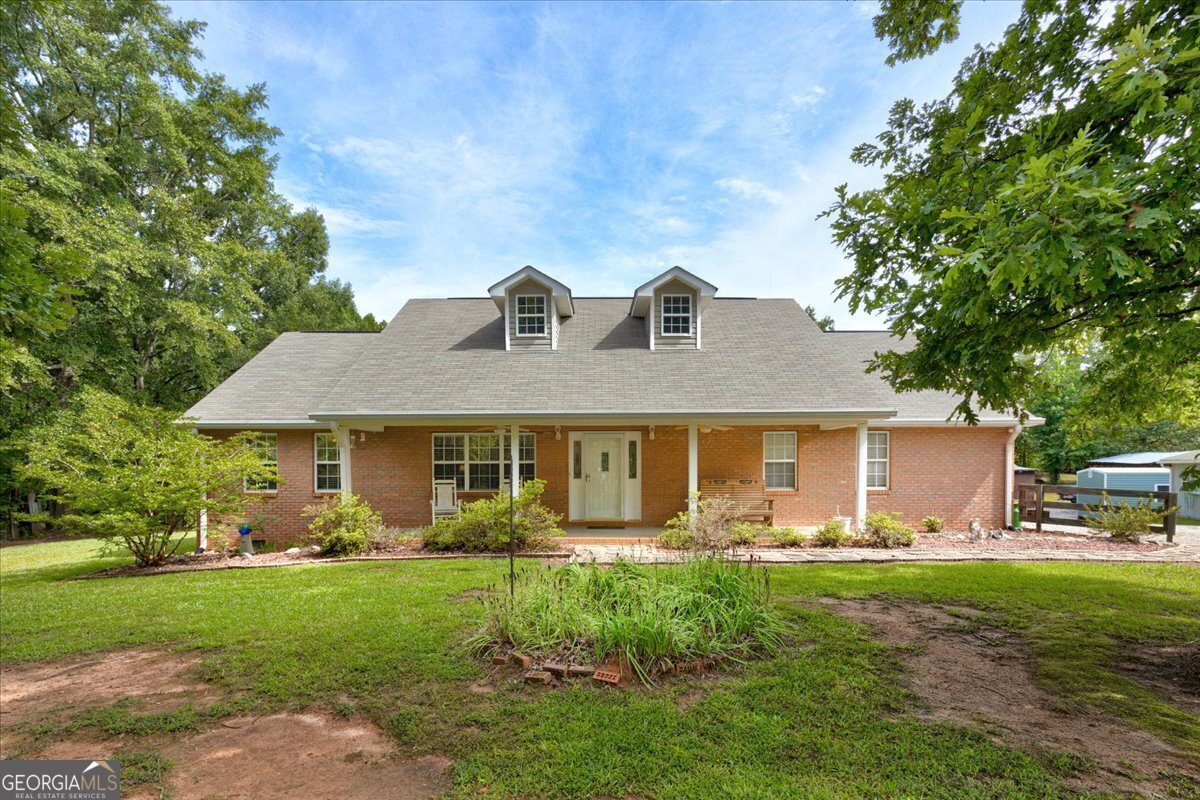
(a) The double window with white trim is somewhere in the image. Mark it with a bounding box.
[433,432,535,491]
[867,431,890,489]
[515,295,547,336]
[763,431,797,490]
[314,433,342,492]
[660,294,691,335]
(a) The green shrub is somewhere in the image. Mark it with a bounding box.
[770,527,807,547]
[464,555,787,684]
[657,526,694,550]
[812,519,849,548]
[862,512,916,548]
[658,492,743,552]
[422,479,564,552]
[303,494,382,557]
[921,516,944,533]
[1084,494,1174,543]
[730,521,771,546]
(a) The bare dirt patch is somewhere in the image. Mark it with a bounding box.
[159,713,450,799]
[0,649,218,721]
[30,713,452,800]
[819,598,1200,796]
[1117,641,1200,717]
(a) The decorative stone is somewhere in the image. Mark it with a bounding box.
[524,670,553,685]
[511,652,534,669]
[285,546,301,554]
[306,544,321,554]
[968,518,984,541]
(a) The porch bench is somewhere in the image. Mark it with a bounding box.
[700,479,774,524]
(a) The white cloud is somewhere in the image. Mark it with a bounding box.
[789,85,828,108]
[714,178,787,206]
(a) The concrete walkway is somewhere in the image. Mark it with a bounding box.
[569,541,1200,565]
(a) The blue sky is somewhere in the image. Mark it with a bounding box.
[169,1,1020,327]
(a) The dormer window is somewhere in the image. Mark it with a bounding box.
[630,267,716,350]
[488,266,574,351]
[661,295,691,336]
[515,295,547,336]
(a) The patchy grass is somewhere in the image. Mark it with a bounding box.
[2,538,1198,798]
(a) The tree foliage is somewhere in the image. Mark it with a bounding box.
[0,0,381,527]
[826,0,1199,424]
[19,389,277,565]
[804,304,835,331]
[1015,346,1200,480]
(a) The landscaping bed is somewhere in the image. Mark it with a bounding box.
[911,530,1169,552]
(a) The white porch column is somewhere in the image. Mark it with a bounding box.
[510,423,520,499]
[855,422,868,531]
[687,423,699,514]
[335,424,353,498]
[1004,425,1020,528]
[197,506,207,551]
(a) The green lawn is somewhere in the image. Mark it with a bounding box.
[2,539,1198,799]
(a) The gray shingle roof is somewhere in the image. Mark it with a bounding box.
[185,298,1020,425]
[184,332,375,425]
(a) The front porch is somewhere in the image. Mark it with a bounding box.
[561,525,667,545]
[230,416,1014,544]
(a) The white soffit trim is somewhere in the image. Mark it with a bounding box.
[309,409,899,427]
[629,266,718,318]
[187,419,331,429]
[487,265,574,317]
[877,417,1043,427]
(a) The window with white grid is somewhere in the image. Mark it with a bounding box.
[432,433,535,491]
[515,295,547,336]
[244,433,278,492]
[660,294,691,335]
[763,431,797,490]
[867,431,889,489]
[314,433,341,492]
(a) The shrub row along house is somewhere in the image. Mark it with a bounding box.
[186,266,1035,543]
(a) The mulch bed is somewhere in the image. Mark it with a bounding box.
[75,545,573,580]
[912,530,1166,552]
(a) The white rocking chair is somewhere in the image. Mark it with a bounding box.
[431,479,461,523]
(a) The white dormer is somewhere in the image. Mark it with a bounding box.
[629,267,718,350]
[488,266,574,351]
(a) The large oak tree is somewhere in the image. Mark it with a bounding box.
[826,0,1199,425]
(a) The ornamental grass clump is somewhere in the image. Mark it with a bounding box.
[465,555,787,685]
[1084,493,1174,544]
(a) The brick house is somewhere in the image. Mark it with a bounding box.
[186,266,1035,543]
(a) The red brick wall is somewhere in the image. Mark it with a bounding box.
[208,429,339,545]
[212,423,1010,542]
[866,427,1010,529]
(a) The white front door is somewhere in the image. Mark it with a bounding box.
[584,434,624,519]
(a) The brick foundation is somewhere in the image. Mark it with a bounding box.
[209,424,1011,543]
